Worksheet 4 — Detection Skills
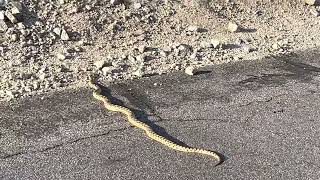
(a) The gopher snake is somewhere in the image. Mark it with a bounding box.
[89,76,221,164]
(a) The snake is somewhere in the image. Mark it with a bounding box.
[88,75,221,165]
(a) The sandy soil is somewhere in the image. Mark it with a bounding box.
[0,0,320,101]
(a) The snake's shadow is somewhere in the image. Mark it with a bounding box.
[99,85,225,165]
[99,86,189,147]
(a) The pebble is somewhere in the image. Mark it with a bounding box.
[159,51,167,57]
[53,27,61,35]
[10,34,18,42]
[227,22,239,33]
[178,44,192,52]
[17,22,25,29]
[136,55,145,62]
[0,0,6,7]
[211,39,221,48]
[0,20,8,32]
[190,52,198,60]
[186,25,199,32]
[60,28,70,41]
[128,55,136,63]
[101,66,115,76]
[6,90,15,99]
[58,64,69,72]
[20,29,30,36]
[310,8,319,16]
[38,73,46,80]
[272,43,280,50]
[5,11,18,23]
[305,0,319,5]
[200,41,213,48]
[94,60,108,69]
[110,0,122,6]
[242,45,252,53]
[138,45,146,53]
[33,82,40,90]
[134,3,142,9]
[0,10,4,20]
[11,1,23,15]
[133,68,143,77]
[185,66,195,76]
[57,53,66,60]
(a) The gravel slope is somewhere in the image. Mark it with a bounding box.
[1,0,320,101]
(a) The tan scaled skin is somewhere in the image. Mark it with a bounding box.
[89,76,221,165]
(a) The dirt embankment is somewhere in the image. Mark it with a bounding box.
[0,0,320,101]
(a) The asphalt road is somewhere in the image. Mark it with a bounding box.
[1,49,320,179]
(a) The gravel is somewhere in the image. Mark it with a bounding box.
[1,0,320,101]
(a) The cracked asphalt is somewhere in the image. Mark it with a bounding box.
[1,49,320,179]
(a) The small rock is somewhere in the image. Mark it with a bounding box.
[107,23,117,32]
[138,45,146,53]
[211,39,221,48]
[38,73,46,80]
[227,22,239,33]
[20,29,30,36]
[77,40,86,46]
[85,5,92,11]
[200,41,213,48]
[136,55,145,62]
[310,8,319,16]
[163,46,172,52]
[33,82,40,90]
[305,0,320,5]
[17,22,25,29]
[110,0,122,5]
[0,11,4,20]
[58,64,69,72]
[53,27,61,35]
[5,10,18,23]
[233,56,241,61]
[0,90,5,97]
[60,28,70,41]
[159,51,167,57]
[10,1,23,15]
[94,60,108,69]
[190,52,198,60]
[57,53,66,60]
[24,85,32,92]
[0,0,6,7]
[272,43,280,50]
[0,20,8,32]
[186,25,199,32]
[242,45,252,53]
[6,91,15,99]
[128,55,136,62]
[185,66,195,76]
[10,34,18,42]
[133,68,143,77]
[177,44,192,52]
[74,46,82,52]
[101,66,115,76]
[133,3,142,9]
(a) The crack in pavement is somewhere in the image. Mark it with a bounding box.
[154,117,231,124]
[238,93,287,107]
[0,127,129,160]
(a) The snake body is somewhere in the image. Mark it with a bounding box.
[89,76,221,164]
